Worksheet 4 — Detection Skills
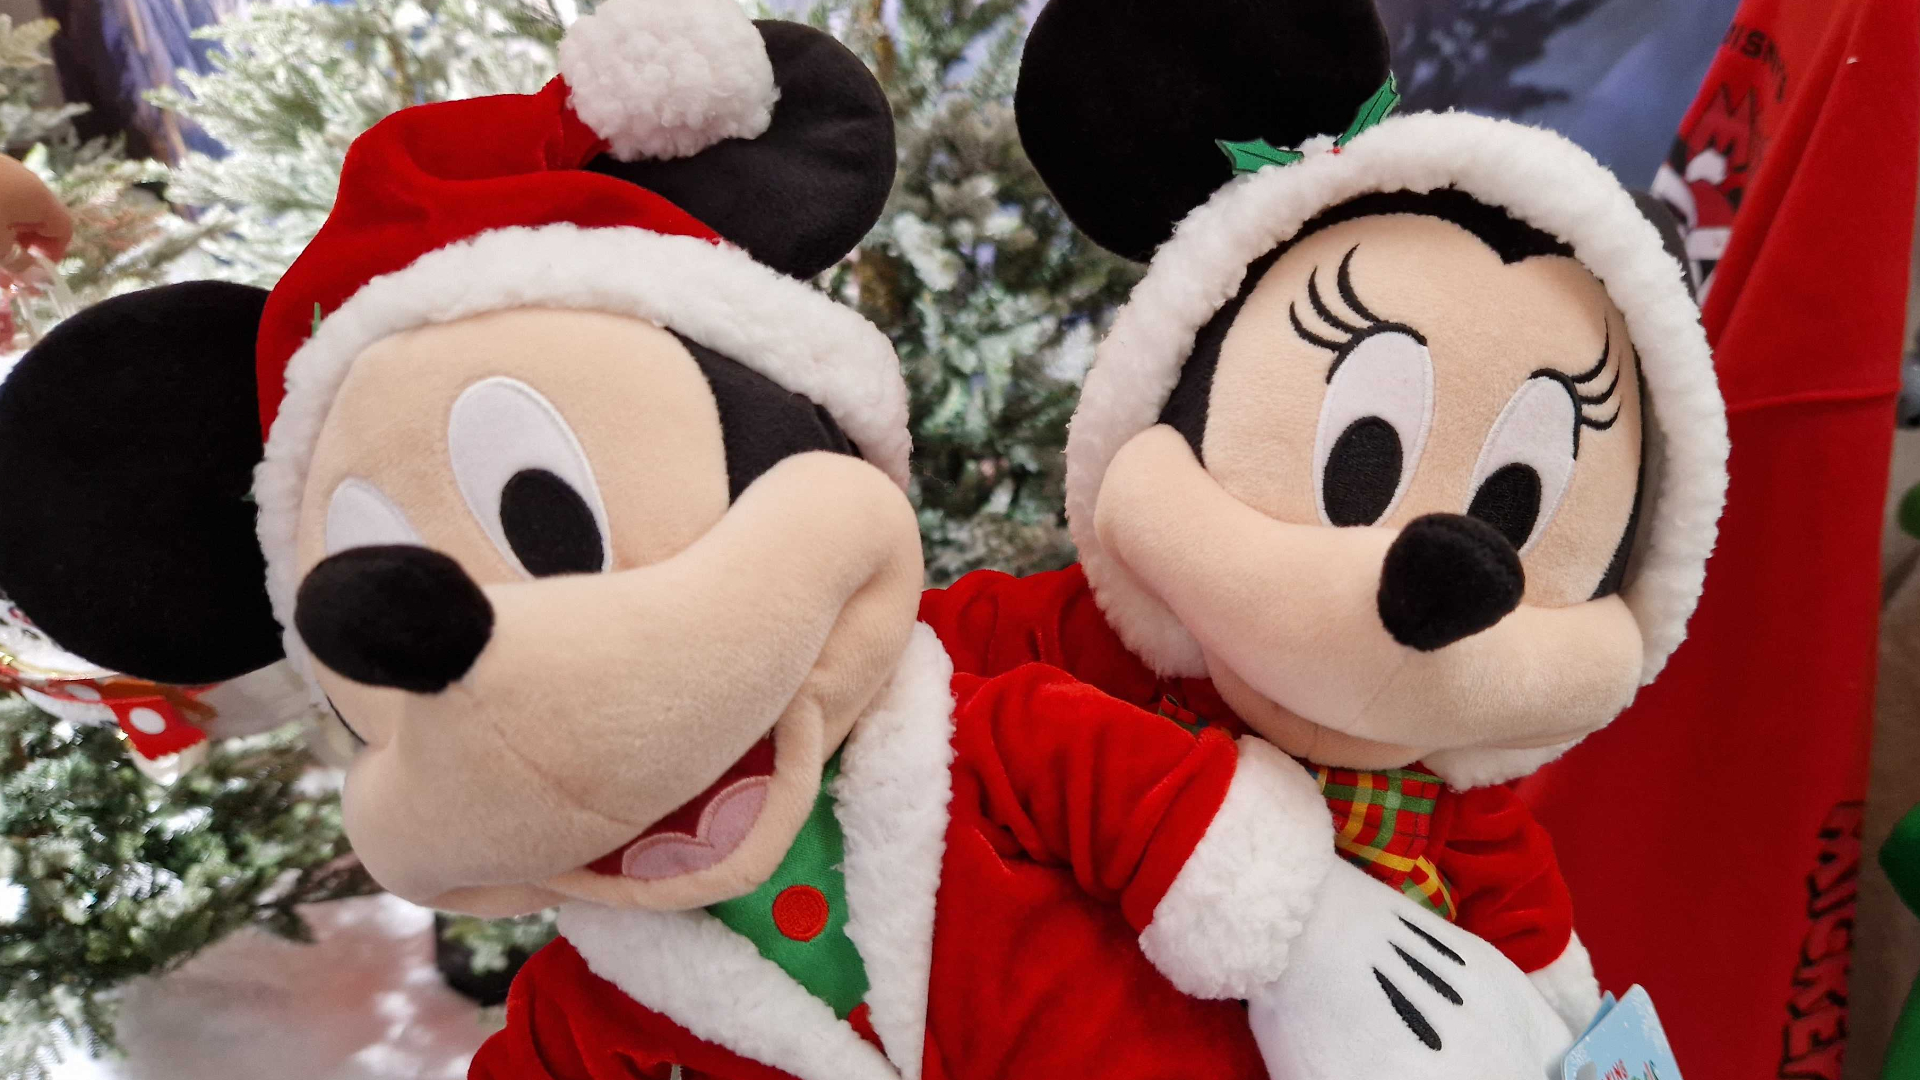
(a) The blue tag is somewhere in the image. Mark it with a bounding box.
[1562,986,1683,1080]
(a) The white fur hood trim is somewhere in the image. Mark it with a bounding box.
[254,223,908,685]
[1138,737,1337,998]
[558,624,955,1080]
[559,0,778,162]
[1066,111,1728,697]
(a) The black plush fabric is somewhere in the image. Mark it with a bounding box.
[1632,190,1691,283]
[1160,247,1282,459]
[1015,0,1391,261]
[1376,513,1524,652]
[1290,189,1574,265]
[0,281,283,684]
[677,332,856,501]
[1592,384,1648,601]
[587,21,895,280]
[294,545,494,695]
[1322,416,1406,527]
[1161,188,1573,463]
[1465,462,1544,551]
[499,468,605,577]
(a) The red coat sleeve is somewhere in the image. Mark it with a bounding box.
[1435,782,1577,975]
[920,567,1167,707]
[948,662,1238,931]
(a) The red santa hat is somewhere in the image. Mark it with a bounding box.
[252,0,903,629]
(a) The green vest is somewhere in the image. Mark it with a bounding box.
[704,753,870,1019]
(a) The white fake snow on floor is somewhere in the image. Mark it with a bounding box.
[47,894,492,1079]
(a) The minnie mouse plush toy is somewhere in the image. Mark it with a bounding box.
[922,0,1729,1075]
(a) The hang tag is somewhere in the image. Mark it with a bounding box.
[1562,985,1683,1080]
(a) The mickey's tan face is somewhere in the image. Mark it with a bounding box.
[294,308,923,916]
[1095,214,1647,768]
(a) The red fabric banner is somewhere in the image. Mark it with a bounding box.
[1520,2,1919,1077]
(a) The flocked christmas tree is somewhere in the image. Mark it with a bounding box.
[0,15,384,1079]
[0,15,207,352]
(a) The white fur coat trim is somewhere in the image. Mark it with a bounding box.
[558,624,955,1080]
[1137,737,1337,999]
[1529,932,1603,1033]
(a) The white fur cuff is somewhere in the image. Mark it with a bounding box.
[1138,738,1336,999]
[559,0,778,161]
[1529,933,1603,1033]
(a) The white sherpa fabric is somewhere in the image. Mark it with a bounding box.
[559,624,955,1080]
[558,0,777,161]
[834,624,957,1080]
[1067,111,1728,699]
[254,223,909,680]
[1528,932,1602,1033]
[1137,738,1337,999]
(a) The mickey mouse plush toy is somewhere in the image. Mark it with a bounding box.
[0,1,1570,1077]
[921,0,1729,1074]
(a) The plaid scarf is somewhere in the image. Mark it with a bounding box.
[1151,691,1457,920]
[1313,764,1457,920]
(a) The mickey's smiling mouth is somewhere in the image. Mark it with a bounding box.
[585,735,777,880]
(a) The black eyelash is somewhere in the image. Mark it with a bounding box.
[1288,245,1426,383]
[326,696,368,747]
[1532,331,1629,457]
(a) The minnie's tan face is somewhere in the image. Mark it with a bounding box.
[294,308,923,916]
[1095,214,1647,767]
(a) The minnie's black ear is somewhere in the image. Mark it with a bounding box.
[0,281,284,685]
[587,21,895,280]
[1630,190,1694,294]
[1017,0,1391,262]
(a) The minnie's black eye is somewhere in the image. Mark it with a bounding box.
[499,468,604,578]
[1466,463,1542,551]
[1323,417,1404,527]
[1311,329,1433,528]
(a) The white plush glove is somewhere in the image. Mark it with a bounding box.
[1247,859,1574,1080]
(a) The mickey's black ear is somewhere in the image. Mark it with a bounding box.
[587,21,895,280]
[0,281,284,685]
[1017,0,1391,262]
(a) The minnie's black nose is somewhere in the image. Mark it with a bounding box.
[1376,514,1525,652]
[294,545,493,694]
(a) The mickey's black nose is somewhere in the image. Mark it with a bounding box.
[294,545,493,694]
[1376,514,1525,652]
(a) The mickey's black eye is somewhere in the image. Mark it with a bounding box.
[1323,417,1404,527]
[1465,463,1542,551]
[499,468,605,577]
[1312,330,1434,527]
[448,376,613,578]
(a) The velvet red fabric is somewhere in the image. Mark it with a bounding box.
[471,661,1267,1080]
[920,565,1576,973]
[1518,1,1920,1075]
[254,77,719,437]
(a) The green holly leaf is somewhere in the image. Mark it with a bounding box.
[1337,74,1401,147]
[1215,77,1400,177]
[1217,138,1304,175]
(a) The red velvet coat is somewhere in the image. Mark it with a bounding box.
[472,625,1326,1080]
[918,566,1580,977]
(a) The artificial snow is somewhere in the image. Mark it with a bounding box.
[47,895,490,1079]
